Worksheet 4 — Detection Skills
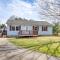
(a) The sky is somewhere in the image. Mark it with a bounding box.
[0,0,40,24]
[0,0,58,24]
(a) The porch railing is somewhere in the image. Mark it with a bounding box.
[18,30,33,36]
[18,30,38,36]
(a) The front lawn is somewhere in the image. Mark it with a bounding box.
[9,36,60,57]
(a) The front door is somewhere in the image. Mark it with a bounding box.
[33,26,39,35]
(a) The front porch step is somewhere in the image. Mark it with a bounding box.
[18,35,38,37]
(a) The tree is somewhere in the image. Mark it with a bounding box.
[53,22,60,35]
[0,24,6,29]
[37,0,60,22]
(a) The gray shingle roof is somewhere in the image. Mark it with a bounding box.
[6,18,52,26]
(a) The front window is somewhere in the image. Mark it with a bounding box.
[10,26,15,31]
[16,26,19,31]
[42,26,48,31]
[16,26,21,31]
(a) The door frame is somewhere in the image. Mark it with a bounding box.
[33,26,39,35]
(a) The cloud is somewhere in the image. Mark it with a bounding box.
[8,0,38,19]
[0,0,59,24]
[0,0,39,24]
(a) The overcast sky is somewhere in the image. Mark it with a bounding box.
[0,0,59,24]
[0,0,40,24]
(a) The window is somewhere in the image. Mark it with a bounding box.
[16,26,21,31]
[16,26,19,31]
[42,26,47,31]
[10,26,15,31]
[33,26,39,31]
[34,27,38,30]
[11,26,15,31]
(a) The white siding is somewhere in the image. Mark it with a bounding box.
[21,25,32,35]
[38,26,53,35]
[7,26,19,36]
[7,25,32,36]
[21,25,26,30]
[7,31,19,36]
[28,26,32,30]
[7,25,53,36]
[21,25,32,30]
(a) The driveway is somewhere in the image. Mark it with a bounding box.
[0,38,60,60]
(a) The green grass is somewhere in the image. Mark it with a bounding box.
[9,36,60,57]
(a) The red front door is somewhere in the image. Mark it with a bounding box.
[33,26,39,35]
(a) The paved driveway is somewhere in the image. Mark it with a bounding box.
[0,38,60,60]
[0,38,8,45]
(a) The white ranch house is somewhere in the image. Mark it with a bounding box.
[6,18,53,36]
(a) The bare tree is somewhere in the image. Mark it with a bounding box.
[37,0,60,22]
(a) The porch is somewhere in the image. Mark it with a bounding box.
[18,30,38,36]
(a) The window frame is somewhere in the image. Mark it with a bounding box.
[42,26,48,31]
[16,26,21,31]
[10,26,15,31]
[16,26,19,31]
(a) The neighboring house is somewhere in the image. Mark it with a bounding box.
[6,18,53,36]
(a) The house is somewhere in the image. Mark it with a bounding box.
[6,18,53,36]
